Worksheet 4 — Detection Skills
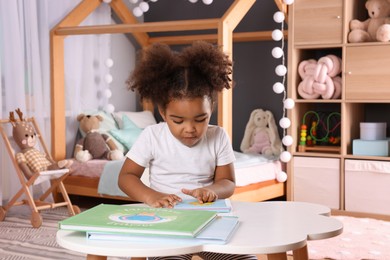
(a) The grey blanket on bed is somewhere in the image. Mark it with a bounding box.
[97,159,128,197]
[97,159,150,197]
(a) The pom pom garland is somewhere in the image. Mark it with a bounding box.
[104,104,115,114]
[282,135,294,146]
[272,1,295,181]
[279,117,291,129]
[104,74,113,84]
[273,11,285,23]
[105,58,114,68]
[275,64,287,76]
[273,82,285,94]
[283,0,294,5]
[202,0,213,5]
[276,171,288,182]
[129,0,213,17]
[139,2,149,12]
[284,98,295,109]
[103,89,112,98]
[280,151,292,163]
[272,29,283,41]
[272,47,284,59]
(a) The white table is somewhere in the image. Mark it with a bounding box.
[56,201,343,260]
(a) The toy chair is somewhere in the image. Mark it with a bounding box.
[0,114,80,228]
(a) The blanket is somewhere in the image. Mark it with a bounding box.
[97,159,150,197]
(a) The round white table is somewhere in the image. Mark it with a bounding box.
[57,201,343,260]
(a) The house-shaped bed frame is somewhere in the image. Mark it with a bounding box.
[50,0,287,202]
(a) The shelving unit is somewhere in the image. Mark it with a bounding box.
[287,0,390,219]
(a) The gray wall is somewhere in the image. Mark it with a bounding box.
[144,0,286,151]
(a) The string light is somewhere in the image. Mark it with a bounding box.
[272,0,294,182]
[123,0,214,17]
[104,58,115,113]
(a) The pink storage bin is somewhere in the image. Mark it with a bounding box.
[293,157,340,209]
[345,159,390,215]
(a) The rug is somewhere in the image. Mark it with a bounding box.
[304,215,390,260]
[0,205,127,260]
[1,206,390,260]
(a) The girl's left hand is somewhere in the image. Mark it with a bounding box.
[181,188,218,203]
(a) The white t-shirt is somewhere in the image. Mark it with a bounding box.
[126,122,235,199]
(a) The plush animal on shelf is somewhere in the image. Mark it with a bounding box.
[348,0,390,43]
[74,113,124,162]
[240,109,283,158]
[10,109,73,180]
[297,55,342,100]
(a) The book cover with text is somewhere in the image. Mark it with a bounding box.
[59,204,217,237]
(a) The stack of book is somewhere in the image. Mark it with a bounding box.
[58,199,238,244]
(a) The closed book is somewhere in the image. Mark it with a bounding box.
[86,216,239,245]
[59,204,217,238]
[174,199,232,213]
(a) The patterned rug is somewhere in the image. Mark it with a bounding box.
[305,215,390,260]
[0,205,126,260]
[1,205,390,260]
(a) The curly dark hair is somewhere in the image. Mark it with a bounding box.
[126,41,233,110]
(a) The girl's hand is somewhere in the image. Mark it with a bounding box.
[146,193,182,208]
[181,188,218,203]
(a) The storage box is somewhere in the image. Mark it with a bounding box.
[353,139,390,156]
[360,122,387,140]
[293,157,340,209]
[345,159,390,215]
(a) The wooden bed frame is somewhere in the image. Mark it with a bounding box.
[50,0,286,202]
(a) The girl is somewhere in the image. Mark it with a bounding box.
[118,41,257,260]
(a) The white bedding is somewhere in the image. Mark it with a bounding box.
[233,152,280,187]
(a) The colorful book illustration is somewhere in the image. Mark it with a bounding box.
[174,199,232,213]
[86,216,239,245]
[58,204,217,238]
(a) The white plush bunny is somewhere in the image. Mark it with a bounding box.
[240,109,283,158]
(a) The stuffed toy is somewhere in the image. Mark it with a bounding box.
[74,113,124,162]
[297,55,342,100]
[240,109,283,157]
[10,109,73,180]
[348,0,390,43]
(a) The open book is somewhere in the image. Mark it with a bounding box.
[59,204,217,238]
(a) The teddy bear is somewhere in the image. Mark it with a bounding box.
[348,0,390,43]
[10,109,73,180]
[297,55,342,99]
[240,109,283,158]
[74,113,124,162]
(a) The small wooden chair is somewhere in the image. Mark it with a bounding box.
[0,116,80,228]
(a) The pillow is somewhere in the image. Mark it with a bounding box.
[109,115,142,152]
[77,110,125,153]
[112,110,157,129]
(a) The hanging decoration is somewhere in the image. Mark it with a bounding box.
[104,58,115,113]
[272,0,294,182]
[127,0,214,17]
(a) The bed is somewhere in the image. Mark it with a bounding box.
[65,153,284,202]
[50,0,287,203]
[61,109,284,202]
